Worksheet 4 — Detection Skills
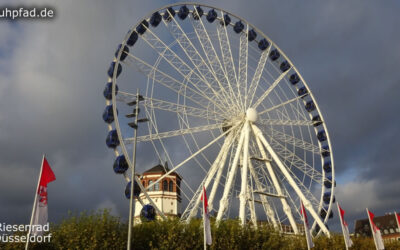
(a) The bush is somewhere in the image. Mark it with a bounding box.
[1,209,400,249]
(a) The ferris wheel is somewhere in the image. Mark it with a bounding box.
[103,3,336,236]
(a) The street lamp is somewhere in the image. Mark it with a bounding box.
[127,89,148,250]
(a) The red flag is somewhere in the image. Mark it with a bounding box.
[300,201,314,249]
[38,157,56,189]
[201,186,212,246]
[337,203,353,248]
[395,212,400,230]
[32,157,56,236]
[367,209,384,250]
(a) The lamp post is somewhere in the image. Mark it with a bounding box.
[127,89,148,250]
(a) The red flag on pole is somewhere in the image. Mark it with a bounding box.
[367,209,384,250]
[31,157,56,236]
[201,186,212,247]
[337,203,353,249]
[300,201,314,249]
[395,212,400,232]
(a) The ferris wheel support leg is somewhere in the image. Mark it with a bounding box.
[253,127,299,234]
[247,179,257,228]
[252,124,331,237]
[216,124,246,223]
[183,134,233,222]
[208,133,234,211]
[248,160,279,230]
[239,122,250,225]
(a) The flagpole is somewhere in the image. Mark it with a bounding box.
[366,208,379,250]
[337,203,348,250]
[25,155,45,250]
[203,187,206,250]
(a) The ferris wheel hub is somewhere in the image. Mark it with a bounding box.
[246,108,258,122]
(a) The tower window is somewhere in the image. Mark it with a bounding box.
[163,180,168,191]
[148,180,154,191]
[169,180,173,192]
[155,182,159,191]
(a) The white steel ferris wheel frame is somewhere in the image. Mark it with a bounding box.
[106,2,336,237]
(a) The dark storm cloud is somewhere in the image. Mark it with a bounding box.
[0,0,399,233]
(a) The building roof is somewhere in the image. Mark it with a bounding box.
[354,213,400,237]
[143,164,169,174]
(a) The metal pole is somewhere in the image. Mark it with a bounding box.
[337,203,349,250]
[25,155,45,250]
[127,89,139,250]
[203,189,206,250]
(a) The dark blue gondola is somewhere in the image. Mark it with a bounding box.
[289,73,300,85]
[103,105,116,124]
[248,29,257,41]
[136,19,149,35]
[115,44,129,62]
[323,192,333,204]
[297,87,308,97]
[140,204,156,222]
[221,14,231,26]
[324,176,333,188]
[150,12,162,27]
[269,49,280,61]
[233,21,244,33]
[106,130,119,148]
[127,31,138,47]
[317,130,327,142]
[305,101,316,112]
[280,61,291,72]
[103,82,119,100]
[258,38,269,51]
[192,6,203,20]
[113,155,129,174]
[163,7,175,22]
[178,5,189,20]
[312,115,322,127]
[125,181,141,199]
[206,9,217,23]
[323,160,332,173]
[321,145,330,157]
[107,62,122,78]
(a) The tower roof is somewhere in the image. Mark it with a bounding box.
[143,164,169,174]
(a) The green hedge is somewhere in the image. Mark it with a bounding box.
[1,210,400,249]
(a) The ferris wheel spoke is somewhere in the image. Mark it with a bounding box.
[181,133,234,222]
[253,132,299,233]
[247,47,271,108]
[125,122,224,143]
[257,94,308,116]
[252,124,330,236]
[215,14,240,105]
[258,118,314,127]
[123,54,215,110]
[265,127,323,155]
[189,6,240,109]
[238,25,248,109]
[144,123,238,192]
[252,69,291,109]
[141,97,225,121]
[162,10,239,112]
[267,136,323,183]
[140,29,229,112]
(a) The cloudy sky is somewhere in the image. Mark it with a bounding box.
[0,0,399,233]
